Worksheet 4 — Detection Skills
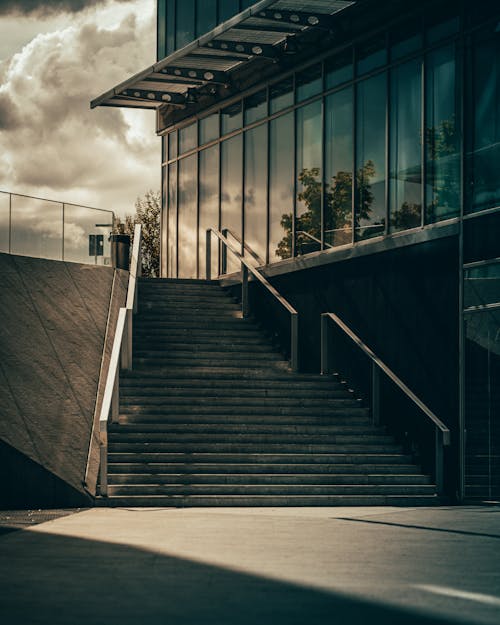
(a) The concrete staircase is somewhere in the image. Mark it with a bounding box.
[100,278,438,506]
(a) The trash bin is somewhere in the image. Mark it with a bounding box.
[109,234,131,270]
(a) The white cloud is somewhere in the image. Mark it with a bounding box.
[0,0,160,217]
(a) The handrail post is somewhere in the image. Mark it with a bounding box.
[242,263,249,318]
[291,313,298,372]
[371,362,380,426]
[111,369,119,423]
[99,431,108,497]
[206,229,212,280]
[320,313,329,375]
[435,427,444,496]
[221,228,228,274]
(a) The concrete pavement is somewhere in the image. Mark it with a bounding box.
[0,505,499,624]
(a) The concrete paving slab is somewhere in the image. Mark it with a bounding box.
[0,506,499,624]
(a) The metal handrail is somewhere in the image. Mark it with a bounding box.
[296,230,333,249]
[99,223,142,496]
[321,311,450,495]
[221,228,265,266]
[206,228,298,371]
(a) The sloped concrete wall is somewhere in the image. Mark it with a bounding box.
[0,253,127,508]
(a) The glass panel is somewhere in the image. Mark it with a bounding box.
[390,18,422,61]
[464,308,500,500]
[157,0,167,59]
[167,0,175,54]
[425,44,460,223]
[199,145,220,279]
[162,166,167,277]
[244,89,267,125]
[0,191,9,252]
[465,262,500,309]
[325,49,353,90]
[355,73,387,240]
[269,112,294,262]
[221,101,242,135]
[10,195,63,260]
[196,0,216,37]
[63,206,111,265]
[325,87,353,248]
[389,58,422,233]
[179,122,197,154]
[296,63,322,103]
[176,0,195,49]
[221,135,243,273]
[356,37,387,76]
[177,154,198,278]
[464,213,500,265]
[296,101,322,255]
[466,32,500,214]
[427,16,459,45]
[168,162,178,277]
[168,130,178,160]
[244,124,268,263]
[270,76,293,114]
[219,0,239,22]
[199,113,219,145]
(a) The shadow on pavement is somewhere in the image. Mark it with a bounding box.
[337,517,500,540]
[0,528,464,625]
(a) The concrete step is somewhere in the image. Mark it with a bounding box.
[97,494,440,507]
[133,350,283,361]
[120,404,367,417]
[109,432,394,444]
[106,483,436,496]
[120,396,358,407]
[107,462,423,475]
[132,358,290,369]
[133,319,263,330]
[111,419,366,433]
[119,386,349,399]
[108,442,403,453]
[108,473,431,485]
[118,414,372,426]
[138,310,244,320]
[133,342,280,353]
[120,373,343,388]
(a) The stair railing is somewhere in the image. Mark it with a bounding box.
[98,223,142,496]
[321,311,451,495]
[206,228,298,372]
[221,228,265,271]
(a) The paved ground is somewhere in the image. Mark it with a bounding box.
[0,506,499,624]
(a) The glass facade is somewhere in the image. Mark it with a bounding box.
[158,0,253,59]
[161,6,500,286]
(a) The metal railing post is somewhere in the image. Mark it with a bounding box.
[320,313,329,375]
[242,263,249,318]
[291,313,298,372]
[111,371,119,423]
[371,362,380,426]
[435,428,444,496]
[221,228,228,274]
[206,229,212,280]
[99,431,108,497]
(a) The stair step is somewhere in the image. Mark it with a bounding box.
[106,483,436,496]
[132,359,290,369]
[133,350,283,361]
[107,452,414,464]
[109,433,394,444]
[109,424,375,434]
[107,473,431,485]
[108,443,403,453]
[107,463,423,475]
[97,494,440,507]
[118,414,372,425]
[120,405,367,416]
[120,372,340,386]
[119,386,347,398]
[120,396,357,407]
[133,341,276,351]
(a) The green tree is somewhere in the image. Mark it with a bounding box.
[275,161,376,259]
[114,190,160,277]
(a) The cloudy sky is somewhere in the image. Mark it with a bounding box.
[0,0,160,217]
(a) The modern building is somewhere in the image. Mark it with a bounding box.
[92,0,500,502]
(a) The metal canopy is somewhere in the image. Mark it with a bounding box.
[91,0,356,112]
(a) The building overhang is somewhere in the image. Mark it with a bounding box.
[91,0,357,130]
